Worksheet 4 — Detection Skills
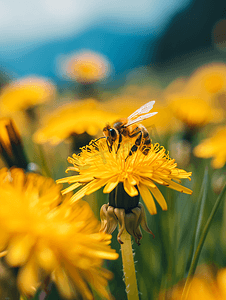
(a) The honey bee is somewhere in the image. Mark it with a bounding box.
[103,101,157,155]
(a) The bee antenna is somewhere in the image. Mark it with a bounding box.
[95,136,106,141]
[89,136,106,146]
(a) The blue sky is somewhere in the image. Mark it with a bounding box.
[0,0,191,81]
[0,0,190,46]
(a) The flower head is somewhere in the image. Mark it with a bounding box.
[187,63,226,95]
[161,265,226,300]
[0,168,118,299]
[33,99,119,145]
[57,138,192,216]
[164,72,224,129]
[61,50,111,84]
[167,95,223,129]
[0,77,55,113]
[194,126,226,169]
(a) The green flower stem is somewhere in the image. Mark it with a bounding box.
[36,144,52,178]
[120,229,139,300]
[181,183,226,299]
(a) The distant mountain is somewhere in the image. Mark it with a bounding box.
[152,0,226,65]
[0,27,156,85]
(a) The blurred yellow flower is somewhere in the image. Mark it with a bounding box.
[0,168,118,299]
[167,95,223,128]
[0,118,28,169]
[148,101,182,136]
[163,266,226,300]
[33,99,119,145]
[164,70,225,129]
[0,77,56,113]
[187,63,226,95]
[194,126,226,168]
[61,50,111,84]
[57,138,192,215]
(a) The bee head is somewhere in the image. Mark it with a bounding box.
[109,128,117,138]
[103,125,117,139]
[103,124,111,137]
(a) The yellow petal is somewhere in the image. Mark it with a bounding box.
[65,262,94,300]
[85,268,112,300]
[164,179,193,194]
[150,187,168,211]
[6,235,36,267]
[150,176,169,186]
[67,175,94,183]
[138,183,157,215]
[70,178,109,203]
[53,267,74,299]
[85,178,110,196]
[123,179,138,197]
[17,257,39,297]
[56,175,93,184]
[0,250,7,258]
[103,176,119,193]
[127,174,137,185]
[212,155,226,169]
[69,186,89,203]
[36,243,58,272]
[139,177,156,188]
[61,182,82,195]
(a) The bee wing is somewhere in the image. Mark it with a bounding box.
[125,112,158,127]
[125,100,157,127]
[127,100,156,121]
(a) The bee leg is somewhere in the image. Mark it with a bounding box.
[106,137,113,153]
[125,133,142,160]
[134,132,142,146]
[130,128,151,155]
[125,130,142,160]
[115,134,122,154]
[128,126,141,139]
[140,129,151,155]
[128,144,138,157]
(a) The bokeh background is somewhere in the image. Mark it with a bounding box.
[1,0,221,83]
[1,0,226,299]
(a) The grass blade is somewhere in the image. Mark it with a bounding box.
[182,182,226,299]
[184,167,208,275]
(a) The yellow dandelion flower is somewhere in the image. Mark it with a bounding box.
[0,77,56,113]
[163,266,226,300]
[0,168,118,299]
[0,118,28,169]
[57,138,192,216]
[147,101,182,136]
[61,50,111,84]
[167,95,223,128]
[194,126,226,169]
[187,63,226,95]
[33,99,119,145]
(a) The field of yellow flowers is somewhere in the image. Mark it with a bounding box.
[0,52,226,300]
